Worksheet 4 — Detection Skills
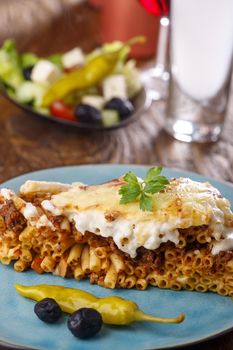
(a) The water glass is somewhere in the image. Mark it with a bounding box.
[164,0,233,143]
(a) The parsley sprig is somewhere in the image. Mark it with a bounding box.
[119,167,169,211]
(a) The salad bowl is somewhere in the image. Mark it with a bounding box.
[0,38,151,131]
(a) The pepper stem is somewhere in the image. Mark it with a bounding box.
[125,36,146,47]
[134,310,185,324]
[103,36,146,60]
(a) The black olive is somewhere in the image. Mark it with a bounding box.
[104,97,134,119]
[34,298,62,323]
[67,308,103,339]
[23,65,34,81]
[74,104,102,125]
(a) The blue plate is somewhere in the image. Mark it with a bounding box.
[1,164,233,350]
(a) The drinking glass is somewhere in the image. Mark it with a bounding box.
[139,0,170,101]
[164,0,233,143]
[140,16,170,101]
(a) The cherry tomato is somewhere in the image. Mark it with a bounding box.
[50,101,75,121]
[64,66,79,74]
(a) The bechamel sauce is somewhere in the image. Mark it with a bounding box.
[48,178,233,258]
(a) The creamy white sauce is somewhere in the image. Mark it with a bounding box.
[41,200,61,216]
[212,239,233,255]
[211,229,233,255]
[20,203,55,230]
[0,189,14,200]
[22,203,39,219]
[210,206,225,240]
[36,215,55,230]
[61,209,181,258]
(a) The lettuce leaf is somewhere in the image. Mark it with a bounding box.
[48,53,63,68]
[0,39,23,89]
[21,53,39,68]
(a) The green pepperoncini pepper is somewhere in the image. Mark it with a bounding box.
[15,284,185,325]
[42,36,146,107]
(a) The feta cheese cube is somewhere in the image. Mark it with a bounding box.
[62,47,85,69]
[81,95,105,110]
[31,60,61,84]
[102,75,127,101]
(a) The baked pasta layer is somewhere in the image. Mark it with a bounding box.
[0,177,233,296]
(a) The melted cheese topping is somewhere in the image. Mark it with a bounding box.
[43,177,233,258]
[20,180,72,195]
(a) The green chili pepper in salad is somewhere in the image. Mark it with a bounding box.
[15,284,185,326]
[42,36,145,107]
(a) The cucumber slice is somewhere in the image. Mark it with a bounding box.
[33,106,49,115]
[16,81,48,107]
[102,109,120,127]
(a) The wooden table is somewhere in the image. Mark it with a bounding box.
[1,86,233,185]
[0,2,233,350]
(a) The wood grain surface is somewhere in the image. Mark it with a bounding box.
[1,85,233,184]
[0,2,233,350]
